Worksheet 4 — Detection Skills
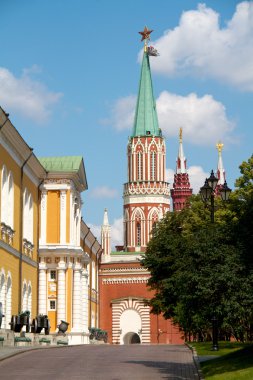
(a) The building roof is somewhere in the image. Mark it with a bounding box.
[38,155,83,172]
[39,155,88,192]
[131,51,161,137]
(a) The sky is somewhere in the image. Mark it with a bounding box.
[1,0,252,248]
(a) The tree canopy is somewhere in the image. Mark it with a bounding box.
[142,155,253,341]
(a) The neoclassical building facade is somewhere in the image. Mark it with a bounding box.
[0,107,101,342]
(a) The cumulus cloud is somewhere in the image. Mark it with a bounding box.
[147,2,253,91]
[90,186,118,199]
[167,166,209,194]
[0,66,62,122]
[88,217,123,251]
[109,91,234,145]
[107,95,136,131]
[157,91,234,145]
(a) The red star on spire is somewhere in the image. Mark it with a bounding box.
[139,26,153,42]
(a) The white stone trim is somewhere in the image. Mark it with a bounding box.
[112,298,150,344]
[60,190,67,244]
[102,276,149,285]
[40,190,47,244]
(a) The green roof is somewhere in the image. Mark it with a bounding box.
[38,156,83,172]
[131,51,160,137]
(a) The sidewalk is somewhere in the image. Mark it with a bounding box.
[0,342,69,362]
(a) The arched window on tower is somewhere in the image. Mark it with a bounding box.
[137,152,143,181]
[150,151,157,181]
[136,223,141,246]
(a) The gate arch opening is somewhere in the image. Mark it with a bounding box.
[123,332,141,344]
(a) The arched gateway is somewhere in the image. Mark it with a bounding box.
[111,297,150,345]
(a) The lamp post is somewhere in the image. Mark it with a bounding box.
[200,170,231,351]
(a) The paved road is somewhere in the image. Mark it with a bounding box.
[0,344,199,380]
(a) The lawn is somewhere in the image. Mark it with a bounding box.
[189,342,253,380]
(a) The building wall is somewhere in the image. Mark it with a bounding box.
[0,115,43,327]
[99,261,184,345]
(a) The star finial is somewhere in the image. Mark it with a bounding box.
[216,141,224,153]
[139,26,153,42]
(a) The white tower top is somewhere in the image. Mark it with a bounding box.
[216,142,225,185]
[176,128,186,174]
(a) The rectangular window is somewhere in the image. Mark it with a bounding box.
[50,270,57,280]
[49,300,56,310]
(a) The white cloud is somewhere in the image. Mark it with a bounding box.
[148,2,253,91]
[108,95,136,131]
[110,217,124,249]
[167,165,209,194]
[109,91,234,145]
[88,217,123,251]
[188,166,209,194]
[90,186,118,199]
[0,66,62,123]
[157,91,234,145]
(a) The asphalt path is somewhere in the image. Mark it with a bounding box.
[0,344,199,380]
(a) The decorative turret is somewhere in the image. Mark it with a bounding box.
[215,142,226,194]
[171,128,192,211]
[101,208,111,262]
[123,27,170,252]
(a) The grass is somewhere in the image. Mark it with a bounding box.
[189,342,253,380]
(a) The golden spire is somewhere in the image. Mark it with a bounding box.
[179,127,183,143]
[216,141,224,153]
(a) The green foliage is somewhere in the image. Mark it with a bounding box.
[142,155,253,341]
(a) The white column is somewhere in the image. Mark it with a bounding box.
[72,260,82,332]
[60,190,67,244]
[38,259,47,314]
[57,260,66,323]
[81,268,89,333]
[70,193,74,244]
[40,190,47,244]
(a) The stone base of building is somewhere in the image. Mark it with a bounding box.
[0,329,90,346]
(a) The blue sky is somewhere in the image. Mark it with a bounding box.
[1,0,252,246]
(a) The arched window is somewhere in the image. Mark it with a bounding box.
[136,223,141,246]
[28,194,33,243]
[22,281,28,312]
[0,270,6,328]
[23,189,33,243]
[27,282,32,313]
[137,152,143,181]
[150,151,157,181]
[7,172,14,228]
[5,274,12,328]
[1,166,8,224]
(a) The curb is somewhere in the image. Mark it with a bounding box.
[185,344,204,380]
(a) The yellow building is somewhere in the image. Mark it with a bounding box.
[0,108,101,344]
[0,107,46,328]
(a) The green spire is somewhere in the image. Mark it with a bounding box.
[131,51,160,137]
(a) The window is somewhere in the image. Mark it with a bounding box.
[50,270,57,280]
[150,152,157,181]
[23,189,33,244]
[49,300,56,310]
[136,223,141,246]
[137,152,143,181]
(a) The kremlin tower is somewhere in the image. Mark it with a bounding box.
[171,128,192,211]
[99,27,183,345]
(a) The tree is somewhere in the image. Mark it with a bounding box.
[142,181,253,341]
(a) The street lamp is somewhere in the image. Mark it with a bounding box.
[200,170,232,351]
